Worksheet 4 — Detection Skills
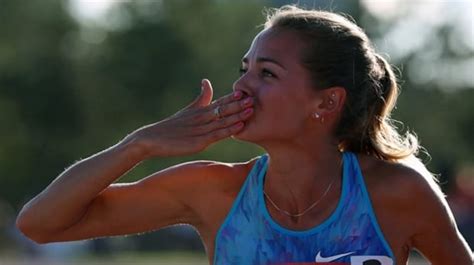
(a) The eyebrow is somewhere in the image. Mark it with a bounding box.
[242,57,287,70]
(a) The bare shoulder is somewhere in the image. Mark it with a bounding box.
[356,153,444,207]
[173,155,259,205]
[156,155,257,188]
[357,153,448,233]
[187,155,259,191]
[356,153,474,264]
[176,155,260,234]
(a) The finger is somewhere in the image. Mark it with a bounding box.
[187,89,250,126]
[213,96,254,120]
[200,79,214,107]
[199,121,245,143]
[207,89,244,112]
[202,94,253,125]
[184,79,214,110]
[201,106,254,133]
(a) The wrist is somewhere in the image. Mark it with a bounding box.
[116,132,150,163]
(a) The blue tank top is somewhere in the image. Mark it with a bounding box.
[213,151,396,265]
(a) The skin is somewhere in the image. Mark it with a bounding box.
[16,28,472,265]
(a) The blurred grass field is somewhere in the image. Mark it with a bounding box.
[0,251,208,265]
[0,251,431,265]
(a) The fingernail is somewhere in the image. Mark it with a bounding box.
[243,97,252,106]
[233,91,242,99]
[244,108,253,115]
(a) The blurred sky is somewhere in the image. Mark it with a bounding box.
[68,0,119,23]
[362,0,473,92]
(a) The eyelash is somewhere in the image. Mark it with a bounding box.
[239,67,277,78]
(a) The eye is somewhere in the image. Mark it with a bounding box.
[262,68,276,78]
[239,67,247,76]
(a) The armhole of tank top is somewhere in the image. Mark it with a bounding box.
[352,153,397,263]
[212,155,264,265]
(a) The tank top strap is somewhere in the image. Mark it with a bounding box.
[345,151,396,259]
[241,154,269,208]
[212,154,268,265]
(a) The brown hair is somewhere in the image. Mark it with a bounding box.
[264,5,419,162]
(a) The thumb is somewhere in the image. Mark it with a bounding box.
[187,79,214,109]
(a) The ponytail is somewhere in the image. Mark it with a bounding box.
[360,54,420,161]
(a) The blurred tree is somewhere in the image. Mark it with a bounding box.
[0,0,82,208]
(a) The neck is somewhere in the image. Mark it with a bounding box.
[261,137,343,217]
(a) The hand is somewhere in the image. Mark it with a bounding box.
[122,79,254,159]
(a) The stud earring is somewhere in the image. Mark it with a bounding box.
[313,113,320,119]
[329,100,334,105]
[331,93,335,97]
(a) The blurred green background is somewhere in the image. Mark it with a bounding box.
[0,0,472,264]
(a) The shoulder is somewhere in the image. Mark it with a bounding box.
[140,155,259,208]
[357,153,444,205]
[199,155,259,181]
[169,155,260,227]
[358,153,473,263]
[142,155,259,215]
[357,153,447,236]
[169,155,260,194]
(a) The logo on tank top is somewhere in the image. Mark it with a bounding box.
[311,251,394,265]
[315,251,355,262]
[276,254,393,264]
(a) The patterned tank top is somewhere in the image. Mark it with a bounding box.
[213,151,396,265]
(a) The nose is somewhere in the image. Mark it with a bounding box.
[232,74,252,97]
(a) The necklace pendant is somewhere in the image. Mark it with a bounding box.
[289,215,299,223]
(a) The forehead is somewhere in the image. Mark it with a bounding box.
[243,28,306,65]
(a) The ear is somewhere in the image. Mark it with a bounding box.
[313,86,346,117]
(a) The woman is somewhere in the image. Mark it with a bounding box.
[16,5,472,265]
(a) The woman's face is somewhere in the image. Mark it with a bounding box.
[231,28,321,144]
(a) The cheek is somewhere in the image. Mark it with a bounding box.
[262,93,305,126]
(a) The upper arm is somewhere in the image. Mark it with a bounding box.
[399,167,473,264]
[45,160,223,243]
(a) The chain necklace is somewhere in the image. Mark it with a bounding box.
[263,155,343,218]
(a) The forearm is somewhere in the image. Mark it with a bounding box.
[16,136,145,234]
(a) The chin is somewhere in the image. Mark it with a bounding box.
[231,125,249,140]
[231,118,253,140]
[231,119,265,143]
